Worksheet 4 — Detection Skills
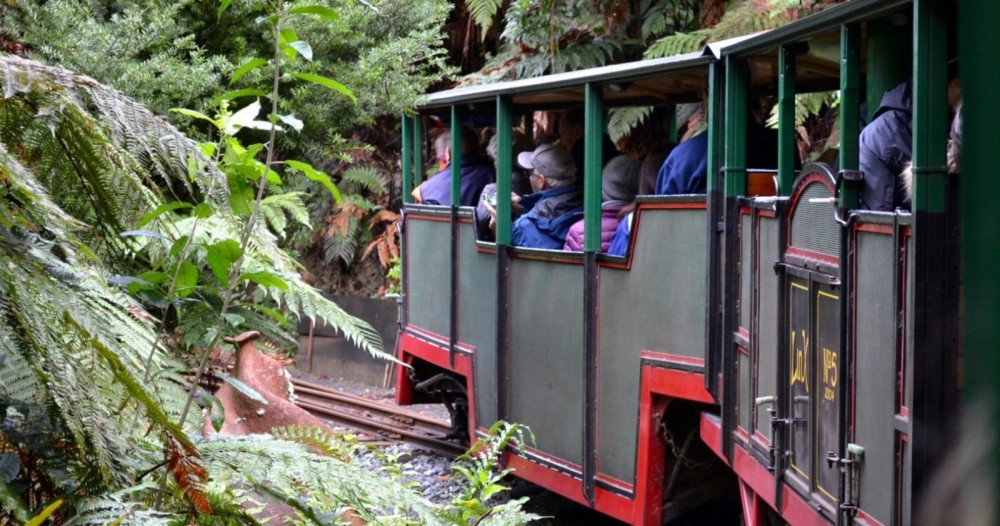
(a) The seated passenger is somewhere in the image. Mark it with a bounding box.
[655,132,709,195]
[859,80,913,211]
[413,125,495,207]
[563,155,641,252]
[860,74,960,211]
[510,144,583,249]
[900,102,962,201]
[475,131,535,240]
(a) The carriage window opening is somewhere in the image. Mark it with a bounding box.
[858,73,961,212]
[411,125,494,207]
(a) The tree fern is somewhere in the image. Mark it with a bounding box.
[468,0,504,37]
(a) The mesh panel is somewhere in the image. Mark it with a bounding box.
[457,223,498,427]
[740,214,752,330]
[854,231,897,525]
[597,207,706,482]
[901,438,911,525]
[755,217,779,440]
[739,352,751,431]
[406,219,452,338]
[509,259,584,465]
[790,183,839,257]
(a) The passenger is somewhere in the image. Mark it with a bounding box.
[412,126,495,207]
[563,155,641,252]
[859,72,960,211]
[900,102,962,201]
[510,143,583,249]
[606,151,662,257]
[474,131,535,240]
[655,132,709,195]
[858,80,913,211]
[560,107,620,179]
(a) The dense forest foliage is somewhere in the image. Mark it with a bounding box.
[0,0,845,523]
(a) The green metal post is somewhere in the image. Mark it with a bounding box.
[706,65,722,195]
[778,45,797,195]
[912,1,948,214]
[910,0,956,507]
[866,18,911,123]
[724,56,748,197]
[840,24,861,208]
[450,106,462,206]
[401,114,413,204]
[583,83,604,252]
[960,1,1000,522]
[496,96,513,245]
[412,115,423,184]
[667,103,678,144]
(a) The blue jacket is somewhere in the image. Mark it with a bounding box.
[859,81,912,211]
[511,186,583,249]
[656,133,708,195]
[606,213,631,256]
[418,156,495,207]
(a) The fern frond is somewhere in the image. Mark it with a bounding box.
[340,165,389,196]
[260,191,311,238]
[607,106,653,144]
[644,29,710,59]
[468,0,503,37]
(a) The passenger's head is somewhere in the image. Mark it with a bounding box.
[434,131,451,169]
[517,143,576,192]
[558,107,585,150]
[602,155,641,203]
[434,126,482,167]
[487,131,534,168]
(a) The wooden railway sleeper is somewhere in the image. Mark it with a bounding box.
[825,443,864,517]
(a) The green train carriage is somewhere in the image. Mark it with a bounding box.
[394,0,978,524]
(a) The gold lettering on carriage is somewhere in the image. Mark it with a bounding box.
[790,329,809,391]
[823,347,838,402]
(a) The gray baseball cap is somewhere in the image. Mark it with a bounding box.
[517,143,576,181]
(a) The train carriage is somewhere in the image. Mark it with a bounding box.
[394,0,971,524]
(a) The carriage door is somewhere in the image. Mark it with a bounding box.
[780,166,843,517]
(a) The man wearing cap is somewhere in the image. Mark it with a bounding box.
[509,143,583,249]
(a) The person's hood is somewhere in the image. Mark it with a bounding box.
[530,186,583,218]
[872,81,913,120]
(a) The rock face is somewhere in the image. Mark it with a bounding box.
[209,331,330,435]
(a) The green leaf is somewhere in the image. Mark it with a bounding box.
[288,5,340,20]
[280,28,299,44]
[288,41,313,61]
[170,108,220,129]
[247,304,289,326]
[25,498,63,526]
[230,58,268,86]
[175,261,199,298]
[212,88,269,104]
[218,373,268,405]
[284,160,342,202]
[137,201,193,228]
[288,73,357,103]
[169,236,190,258]
[217,0,234,20]
[139,271,168,286]
[202,393,226,432]
[193,203,214,218]
[205,239,243,286]
[243,271,289,291]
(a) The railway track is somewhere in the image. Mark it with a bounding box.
[290,378,466,458]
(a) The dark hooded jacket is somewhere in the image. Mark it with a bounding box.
[859,81,913,211]
[511,186,584,249]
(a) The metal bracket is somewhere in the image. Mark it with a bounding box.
[825,443,865,517]
[755,396,785,471]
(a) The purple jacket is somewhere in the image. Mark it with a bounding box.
[562,203,624,252]
[417,156,495,207]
